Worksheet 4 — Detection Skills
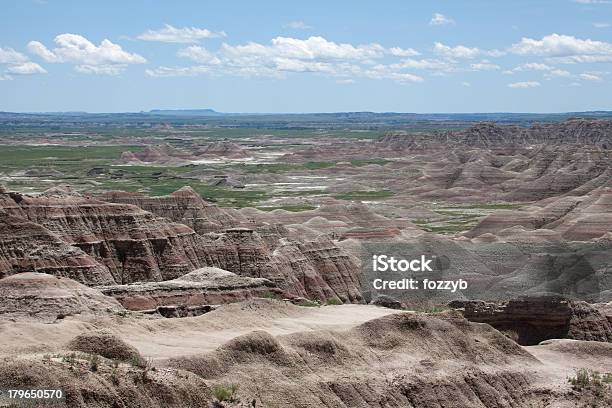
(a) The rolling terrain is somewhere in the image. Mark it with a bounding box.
[0,114,611,407]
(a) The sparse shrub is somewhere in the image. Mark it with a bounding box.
[140,357,154,383]
[131,356,155,384]
[568,368,609,389]
[261,291,280,300]
[88,354,100,372]
[62,352,77,365]
[294,298,320,307]
[325,298,343,306]
[110,367,120,385]
[407,305,449,314]
[130,354,146,368]
[212,384,239,403]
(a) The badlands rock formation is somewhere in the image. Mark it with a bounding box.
[0,212,114,285]
[0,188,206,283]
[378,119,612,149]
[466,186,612,240]
[0,272,124,321]
[116,140,250,165]
[449,297,612,345]
[195,139,250,159]
[99,186,237,234]
[99,267,283,311]
[168,311,571,407]
[0,186,365,306]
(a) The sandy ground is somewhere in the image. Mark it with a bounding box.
[1,299,611,407]
[0,301,402,360]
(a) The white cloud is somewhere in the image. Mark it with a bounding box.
[548,68,571,77]
[593,22,611,28]
[433,42,480,59]
[177,46,221,65]
[430,13,455,26]
[573,0,611,4]
[336,78,355,84]
[509,34,612,60]
[470,61,500,71]
[137,24,225,43]
[388,47,420,57]
[156,35,427,83]
[75,64,125,75]
[391,58,455,71]
[508,81,541,88]
[0,46,46,77]
[27,34,146,75]
[7,62,47,75]
[274,58,335,73]
[486,49,507,57]
[268,36,386,60]
[145,65,210,77]
[283,21,312,30]
[363,67,424,83]
[580,72,603,80]
[461,81,471,87]
[512,62,571,79]
[0,47,29,64]
[514,62,553,71]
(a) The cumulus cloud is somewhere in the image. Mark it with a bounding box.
[514,62,554,71]
[388,47,420,57]
[27,34,146,75]
[381,58,455,72]
[508,81,541,88]
[549,68,571,77]
[0,47,29,64]
[137,24,226,43]
[362,66,424,83]
[266,36,386,60]
[430,13,455,26]
[509,33,612,63]
[433,42,480,59]
[593,22,611,28]
[283,21,312,30]
[177,46,221,65]
[580,72,603,80]
[157,36,427,83]
[145,65,210,77]
[511,62,572,79]
[470,61,500,71]
[0,46,46,78]
[7,62,47,75]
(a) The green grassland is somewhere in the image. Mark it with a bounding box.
[0,145,395,208]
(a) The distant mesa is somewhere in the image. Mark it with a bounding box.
[148,108,225,116]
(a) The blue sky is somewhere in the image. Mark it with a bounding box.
[1,0,612,113]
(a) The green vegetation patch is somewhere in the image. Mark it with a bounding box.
[334,190,395,201]
[256,205,316,212]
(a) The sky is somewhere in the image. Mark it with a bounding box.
[1,0,612,113]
